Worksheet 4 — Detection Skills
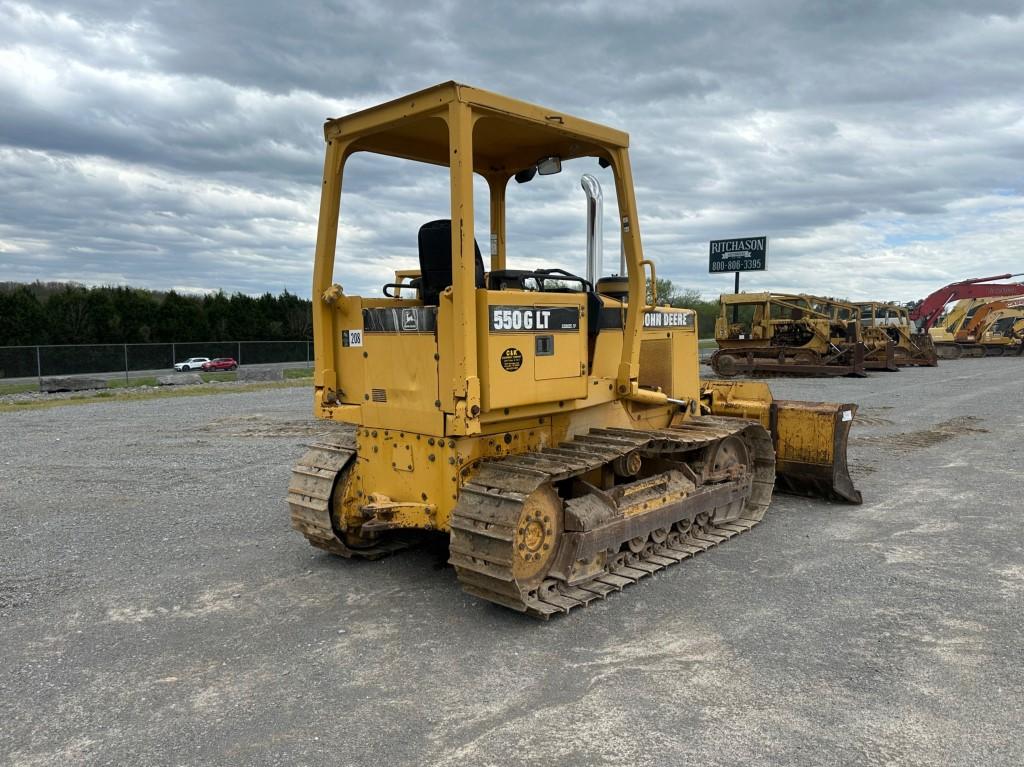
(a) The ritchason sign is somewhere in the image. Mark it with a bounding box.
[709,237,768,273]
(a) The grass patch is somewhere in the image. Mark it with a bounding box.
[108,376,159,388]
[0,382,38,396]
[284,367,314,379]
[0,379,310,413]
[698,338,717,349]
[200,372,238,383]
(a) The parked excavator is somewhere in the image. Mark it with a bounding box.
[910,274,1024,328]
[288,83,861,619]
[928,298,989,359]
[931,297,1024,358]
[976,312,1024,356]
[952,297,1024,356]
[710,293,868,377]
[855,302,938,366]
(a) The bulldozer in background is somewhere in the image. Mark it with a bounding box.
[855,302,938,367]
[288,83,861,618]
[825,299,898,372]
[710,293,869,377]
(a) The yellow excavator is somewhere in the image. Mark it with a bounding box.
[288,83,861,618]
[953,297,1024,356]
[931,297,1024,358]
[976,312,1024,355]
[929,298,991,358]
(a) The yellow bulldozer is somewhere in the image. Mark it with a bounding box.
[711,292,869,377]
[288,83,861,618]
[825,299,897,372]
[855,302,938,367]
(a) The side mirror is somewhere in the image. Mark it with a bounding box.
[537,156,562,175]
[514,167,537,184]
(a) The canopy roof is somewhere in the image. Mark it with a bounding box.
[323,81,629,175]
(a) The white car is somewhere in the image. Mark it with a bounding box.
[174,357,210,371]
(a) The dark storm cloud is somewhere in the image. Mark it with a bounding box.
[0,0,1022,300]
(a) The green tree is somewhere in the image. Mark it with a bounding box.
[651,278,719,338]
[203,291,232,340]
[110,287,161,343]
[154,291,209,341]
[0,286,49,345]
[47,285,95,343]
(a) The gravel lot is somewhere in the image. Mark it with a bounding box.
[2,360,1022,766]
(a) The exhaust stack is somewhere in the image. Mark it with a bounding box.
[581,174,603,285]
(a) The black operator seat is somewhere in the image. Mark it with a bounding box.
[417,219,486,306]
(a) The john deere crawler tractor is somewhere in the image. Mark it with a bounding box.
[288,83,861,618]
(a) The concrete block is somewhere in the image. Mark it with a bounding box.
[157,373,202,386]
[237,368,283,382]
[41,376,107,393]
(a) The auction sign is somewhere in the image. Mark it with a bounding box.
[709,236,768,273]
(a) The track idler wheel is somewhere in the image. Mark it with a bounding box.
[712,353,739,377]
[512,484,563,588]
[703,434,750,481]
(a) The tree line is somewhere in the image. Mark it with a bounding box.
[0,279,724,348]
[0,282,313,346]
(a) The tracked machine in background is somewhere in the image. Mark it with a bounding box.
[951,297,1024,357]
[855,302,938,367]
[930,297,1024,358]
[826,300,898,372]
[288,83,861,618]
[928,299,990,359]
[710,293,868,377]
[910,273,1024,330]
[909,274,1024,359]
[975,312,1024,356]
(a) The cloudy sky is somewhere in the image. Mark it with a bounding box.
[1,0,1022,302]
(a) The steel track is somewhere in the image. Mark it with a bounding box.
[448,417,775,618]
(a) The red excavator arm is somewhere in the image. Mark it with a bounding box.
[910,274,1024,330]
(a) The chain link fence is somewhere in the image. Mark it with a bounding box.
[0,341,313,382]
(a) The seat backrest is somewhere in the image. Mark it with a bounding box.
[417,219,485,305]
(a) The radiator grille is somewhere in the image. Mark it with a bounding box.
[371,388,388,403]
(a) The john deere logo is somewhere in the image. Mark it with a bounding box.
[500,347,523,372]
[401,308,419,331]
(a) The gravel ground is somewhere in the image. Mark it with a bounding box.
[2,359,1022,766]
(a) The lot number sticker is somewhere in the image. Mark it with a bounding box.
[342,329,363,347]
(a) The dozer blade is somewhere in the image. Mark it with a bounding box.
[700,380,862,504]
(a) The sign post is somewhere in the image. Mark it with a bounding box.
[709,236,768,322]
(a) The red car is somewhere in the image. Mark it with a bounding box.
[202,357,238,371]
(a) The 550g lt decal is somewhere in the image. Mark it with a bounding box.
[489,306,580,333]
